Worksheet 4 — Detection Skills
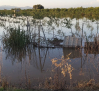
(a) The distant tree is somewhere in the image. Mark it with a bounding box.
[33,4,44,9]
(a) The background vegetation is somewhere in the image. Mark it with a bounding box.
[0,7,99,20]
[33,4,44,9]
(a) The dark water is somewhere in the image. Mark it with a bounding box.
[1,48,62,87]
[0,47,99,88]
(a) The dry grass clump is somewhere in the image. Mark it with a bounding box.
[44,54,73,90]
[44,74,67,90]
[73,79,99,91]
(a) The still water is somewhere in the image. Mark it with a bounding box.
[0,16,99,88]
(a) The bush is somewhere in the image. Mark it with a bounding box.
[33,4,44,9]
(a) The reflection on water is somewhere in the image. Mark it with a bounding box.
[1,46,63,87]
[0,46,99,88]
[1,16,99,88]
[63,48,82,59]
[0,47,2,83]
[0,16,99,42]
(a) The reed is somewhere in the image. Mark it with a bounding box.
[2,27,30,49]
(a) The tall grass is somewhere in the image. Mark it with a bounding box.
[2,27,30,49]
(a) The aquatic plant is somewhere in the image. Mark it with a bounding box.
[2,27,30,49]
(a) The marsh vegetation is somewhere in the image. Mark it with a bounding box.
[0,9,99,90]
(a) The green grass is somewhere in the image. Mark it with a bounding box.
[2,27,30,49]
[0,87,4,91]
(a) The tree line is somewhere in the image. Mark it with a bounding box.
[0,7,99,20]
